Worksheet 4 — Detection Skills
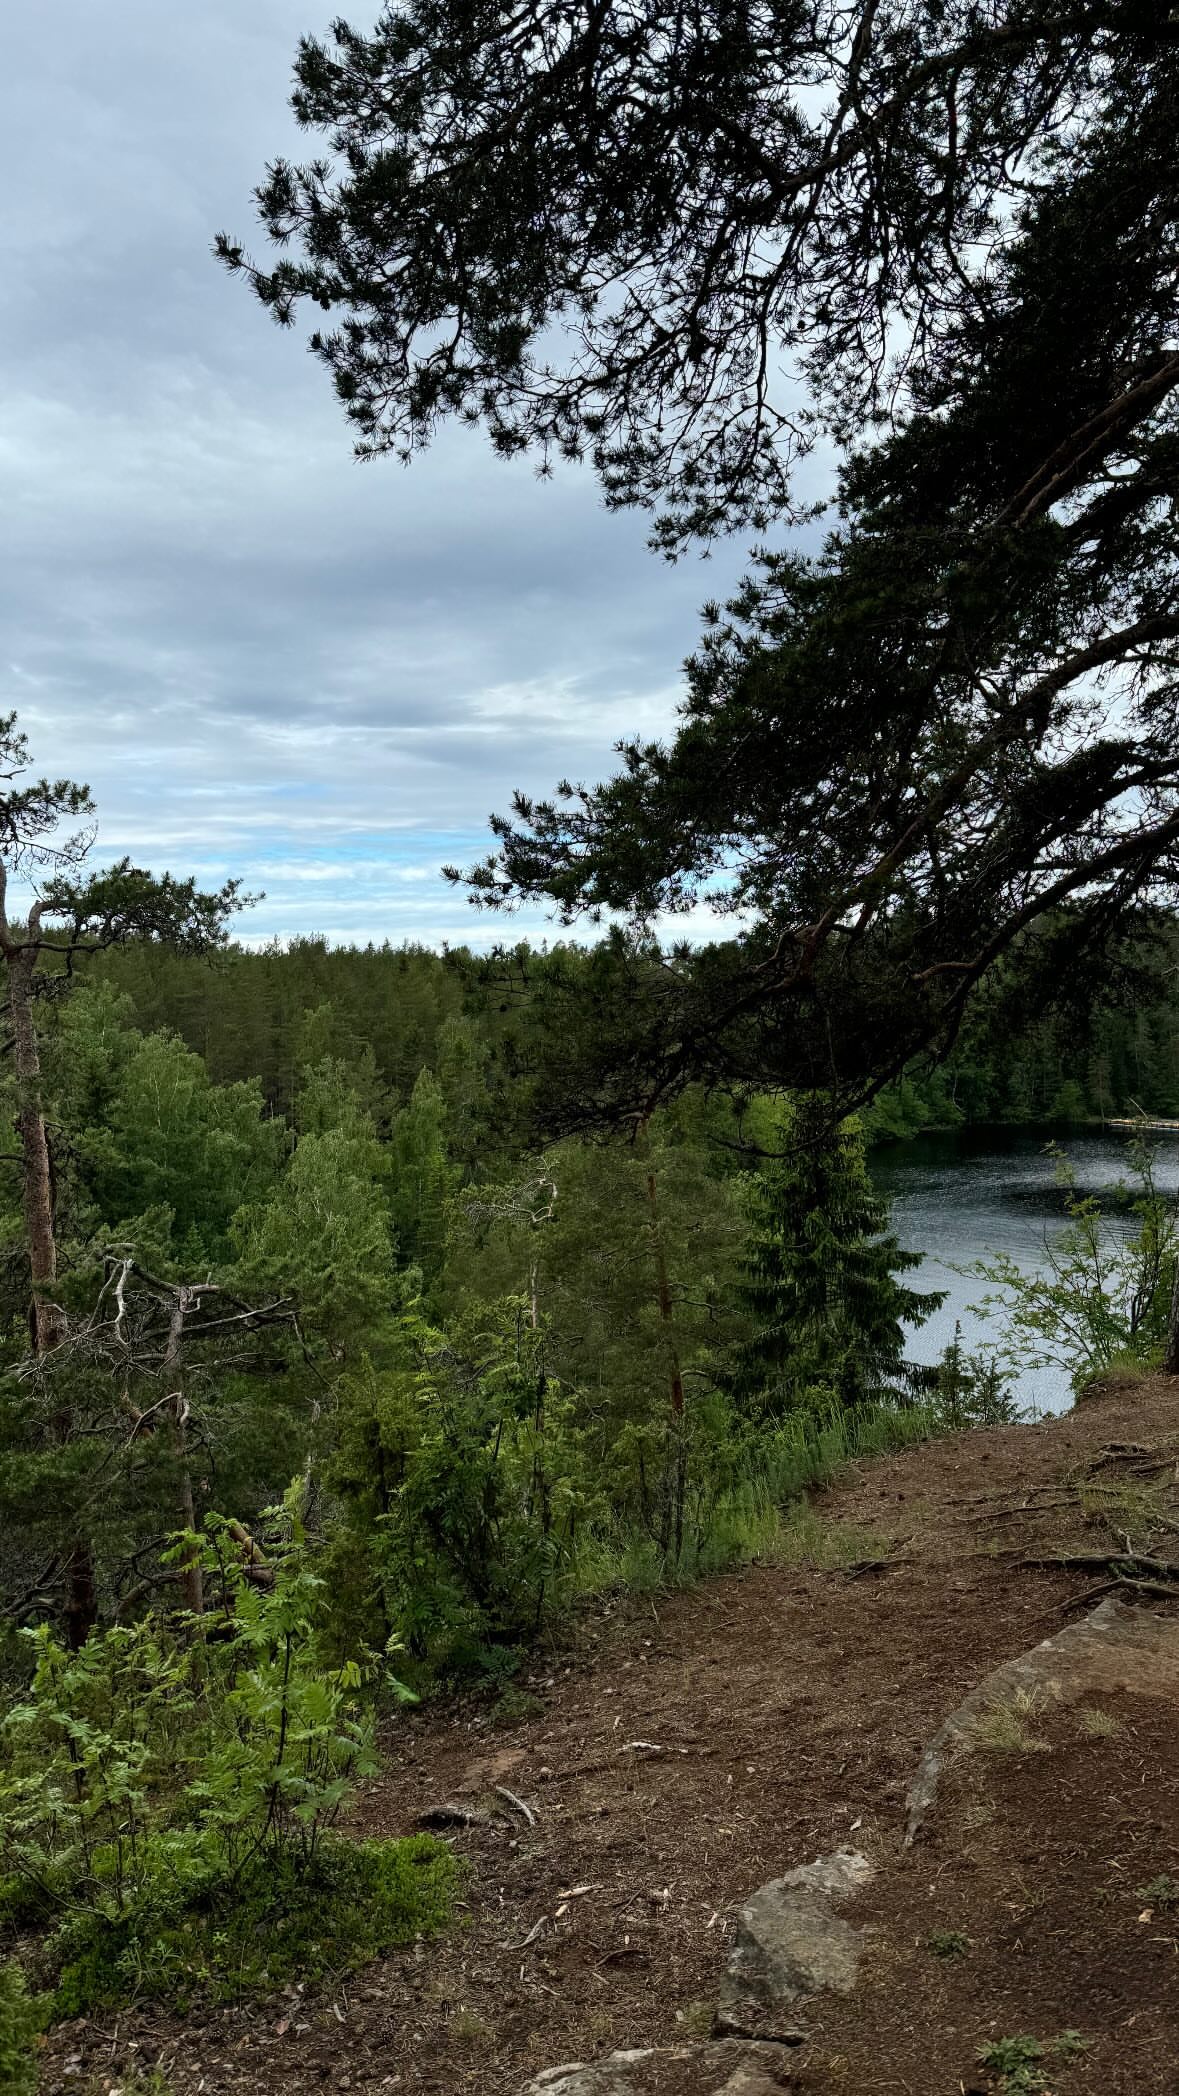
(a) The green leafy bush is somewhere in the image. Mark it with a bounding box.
[0,1495,458,2011]
[331,1301,597,1672]
[0,1962,41,2096]
[974,1138,1178,1390]
[978,2032,1088,2095]
[51,1834,456,2014]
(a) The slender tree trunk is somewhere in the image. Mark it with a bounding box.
[1165,1259,1179,1377]
[645,1167,686,1421]
[165,1289,204,1615]
[640,1128,686,1564]
[4,926,98,1645]
[8,944,64,1353]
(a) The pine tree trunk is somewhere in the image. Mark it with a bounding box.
[4,927,97,1645]
[641,1133,686,1564]
[9,945,64,1352]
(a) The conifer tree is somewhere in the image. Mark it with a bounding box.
[222,0,1175,554]
[735,1099,942,1415]
[387,1071,460,1289]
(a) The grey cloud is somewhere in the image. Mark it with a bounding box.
[2,0,762,944]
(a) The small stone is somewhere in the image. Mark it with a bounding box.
[520,2040,796,2094]
[715,1848,874,2044]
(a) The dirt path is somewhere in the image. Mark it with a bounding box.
[43,1376,1179,2096]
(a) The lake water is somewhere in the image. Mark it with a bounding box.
[870,1127,1179,1415]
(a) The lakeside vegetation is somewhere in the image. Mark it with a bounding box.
[3,731,1179,2055]
[14,736,1179,2070]
[8,0,1179,2076]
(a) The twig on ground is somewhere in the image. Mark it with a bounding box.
[507,1915,547,1951]
[495,1783,538,1825]
[1061,1576,1179,1611]
[843,1556,912,1578]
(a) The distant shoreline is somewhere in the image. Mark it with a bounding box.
[871,1112,1179,1149]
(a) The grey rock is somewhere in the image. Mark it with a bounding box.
[521,2039,797,2094]
[524,2052,656,2096]
[905,1596,1179,1844]
[714,1847,874,2043]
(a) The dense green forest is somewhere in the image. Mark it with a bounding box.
[91,926,1179,1141]
[6,915,1178,1662]
[3,770,1179,2059]
[4,926,971,1664]
[5,874,1169,2042]
[0,793,970,2043]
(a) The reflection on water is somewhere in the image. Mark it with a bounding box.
[869,1127,1179,1416]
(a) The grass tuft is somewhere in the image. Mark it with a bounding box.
[449,2006,493,2047]
[574,1398,936,1597]
[968,1687,1053,1755]
[767,1504,891,1570]
[928,1927,971,1959]
[1135,1872,1179,1911]
[1075,1704,1120,1739]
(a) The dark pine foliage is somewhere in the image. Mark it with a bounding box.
[733,1097,944,1414]
[221,3,1179,1126]
[452,67,1179,1121]
[220,0,1177,551]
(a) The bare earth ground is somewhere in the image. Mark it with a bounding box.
[41,1374,1179,2096]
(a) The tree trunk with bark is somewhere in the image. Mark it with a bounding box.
[164,1288,205,1616]
[640,1128,687,1565]
[7,935,64,1353]
[1,898,96,1644]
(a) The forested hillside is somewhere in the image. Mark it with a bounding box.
[3,926,957,1669]
[7,0,1179,2078]
[92,925,1179,1141]
[0,748,966,2050]
[7,899,1179,1667]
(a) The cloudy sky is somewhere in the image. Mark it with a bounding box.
[1,0,762,948]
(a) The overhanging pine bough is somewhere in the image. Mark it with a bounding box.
[223,4,1179,1123]
[452,71,1179,1120]
[218,0,1176,551]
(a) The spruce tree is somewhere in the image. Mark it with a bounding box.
[735,1099,942,1415]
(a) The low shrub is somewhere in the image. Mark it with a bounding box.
[0,1490,459,2014]
[328,1305,598,1674]
[0,1961,41,2096]
[51,1834,457,2014]
[977,2031,1088,2095]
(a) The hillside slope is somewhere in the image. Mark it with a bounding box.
[42,1376,1179,2096]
